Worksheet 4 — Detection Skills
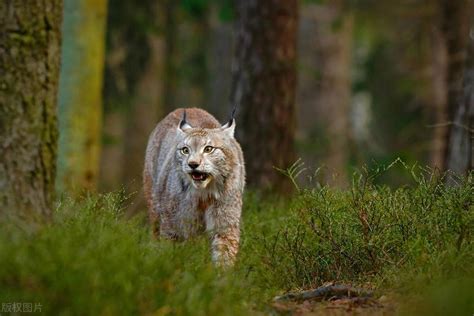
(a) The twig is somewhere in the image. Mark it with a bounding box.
[426,121,474,133]
[273,284,373,302]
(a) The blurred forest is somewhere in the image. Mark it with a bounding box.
[1,0,473,216]
[99,0,473,193]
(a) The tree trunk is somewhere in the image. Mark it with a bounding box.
[163,0,178,112]
[231,0,298,192]
[0,1,63,219]
[57,0,107,193]
[322,10,353,187]
[102,0,165,194]
[440,0,471,168]
[297,4,353,187]
[123,34,165,196]
[429,27,448,169]
[303,4,353,187]
[175,3,210,110]
[446,10,474,177]
[99,111,125,192]
[207,4,234,120]
[447,72,474,177]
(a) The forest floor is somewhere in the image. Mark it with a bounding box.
[271,296,396,315]
[269,282,396,315]
[0,167,473,315]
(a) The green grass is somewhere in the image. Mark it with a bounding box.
[0,168,473,315]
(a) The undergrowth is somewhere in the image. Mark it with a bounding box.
[0,165,472,315]
[250,168,473,290]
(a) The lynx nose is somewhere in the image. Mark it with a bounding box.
[188,162,199,170]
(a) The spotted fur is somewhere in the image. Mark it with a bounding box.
[143,108,245,266]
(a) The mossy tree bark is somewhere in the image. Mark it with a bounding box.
[0,0,63,219]
[57,0,107,193]
[231,0,298,192]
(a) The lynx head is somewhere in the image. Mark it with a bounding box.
[175,111,236,191]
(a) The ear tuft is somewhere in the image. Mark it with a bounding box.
[178,109,192,131]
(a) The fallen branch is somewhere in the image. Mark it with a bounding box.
[273,284,373,302]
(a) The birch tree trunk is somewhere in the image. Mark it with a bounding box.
[231,0,298,192]
[57,0,107,193]
[0,0,63,219]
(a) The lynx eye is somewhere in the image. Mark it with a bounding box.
[203,146,214,153]
[181,147,190,155]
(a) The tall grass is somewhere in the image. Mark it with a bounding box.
[249,169,473,290]
[0,193,249,315]
[1,166,472,315]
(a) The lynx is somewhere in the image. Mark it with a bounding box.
[143,108,245,266]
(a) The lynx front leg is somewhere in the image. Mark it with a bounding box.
[149,211,160,238]
[210,226,240,266]
[205,208,241,266]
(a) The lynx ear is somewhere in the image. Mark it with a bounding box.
[221,106,236,137]
[221,118,235,138]
[178,109,192,132]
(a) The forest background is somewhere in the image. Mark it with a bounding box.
[96,0,472,202]
[0,0,473,315]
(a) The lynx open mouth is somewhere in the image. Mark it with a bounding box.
[190,171,209,182]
